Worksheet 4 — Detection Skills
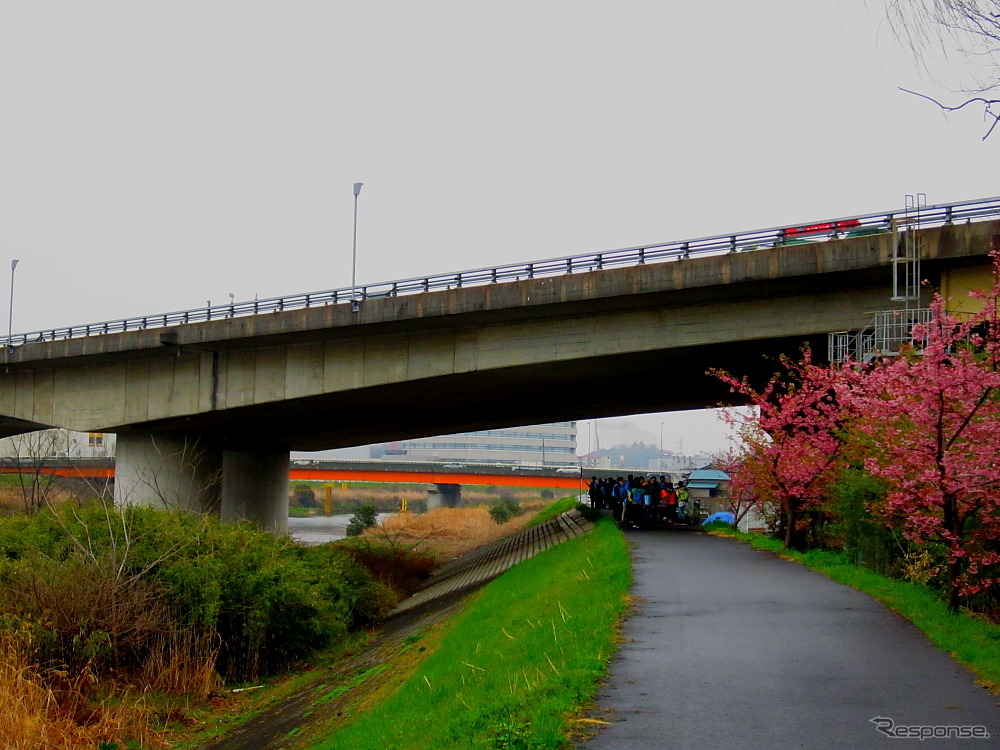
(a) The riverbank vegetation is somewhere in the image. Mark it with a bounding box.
[0,490,567,748]
[362,503,544,561]
[0,503,400,748]
[288,482,558,517]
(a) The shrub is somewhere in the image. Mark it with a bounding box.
[0,502,396,685]
[346,505,379,537]
[826,468,901,575]
[488,500,523,525]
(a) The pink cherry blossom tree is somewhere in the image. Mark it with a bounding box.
[714,446,763,531]
[841,266,1000,609]
[714,351,848,549]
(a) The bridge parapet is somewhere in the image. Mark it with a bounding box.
[4,195,999,354]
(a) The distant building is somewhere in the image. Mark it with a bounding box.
[648,450,714,474]
[684,467,730,515]
[581,449,714,477]
[0,429,115,459]
[372,422,578,467]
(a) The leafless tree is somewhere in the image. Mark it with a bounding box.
[883,0,1000,137]
[117,434,222,514]
[7,429,71,514]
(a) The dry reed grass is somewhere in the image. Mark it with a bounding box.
[138,629,223,698]
[0,485,84,517]
[0,629,164,750]
[366,502,544,561]
[319,485,543,509]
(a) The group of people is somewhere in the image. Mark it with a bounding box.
[587,475,690,529]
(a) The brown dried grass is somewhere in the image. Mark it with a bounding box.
[0,630,164,750]
[137,629,223,699]
[365,502,545,562]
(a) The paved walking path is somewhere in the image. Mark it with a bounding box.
[581,531,1000,749]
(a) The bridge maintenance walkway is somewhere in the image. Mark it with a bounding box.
[579,531,1000,749]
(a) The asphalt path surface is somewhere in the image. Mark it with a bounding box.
[581,531,1000,749]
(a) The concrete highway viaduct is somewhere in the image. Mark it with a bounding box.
[0,215,995,531]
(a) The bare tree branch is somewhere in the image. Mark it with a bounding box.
[899,86,1000,138]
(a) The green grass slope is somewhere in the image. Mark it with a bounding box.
[309,516,630,750]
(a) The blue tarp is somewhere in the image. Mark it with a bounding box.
[702,511,735,526]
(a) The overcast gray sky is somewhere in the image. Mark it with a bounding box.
[1,1,994,454]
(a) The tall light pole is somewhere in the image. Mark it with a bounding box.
[8,259,19,350]
[659,421,664,473]
[351,182,364,312]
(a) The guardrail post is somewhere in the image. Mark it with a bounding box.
[729,236,737,253]
[638,248,645,265]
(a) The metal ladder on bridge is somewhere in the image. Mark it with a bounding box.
[828,194,929,363]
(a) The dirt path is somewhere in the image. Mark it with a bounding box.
[199,509,594,750]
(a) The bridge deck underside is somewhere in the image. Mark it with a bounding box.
[110,333,822,451]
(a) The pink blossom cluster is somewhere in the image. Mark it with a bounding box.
[717,250,1000,606]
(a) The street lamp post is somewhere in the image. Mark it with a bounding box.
[351,182,364,312]
[659,421,664,473]
[8,259,19,351]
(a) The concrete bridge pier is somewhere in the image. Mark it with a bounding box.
[220,449,290,533]
[427,483,461,510]
[114,432,222,513]
[115,434,290,533]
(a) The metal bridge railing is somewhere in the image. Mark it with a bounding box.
[828,308,935,363]
[6,194,1000,349]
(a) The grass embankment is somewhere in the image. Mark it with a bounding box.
[714,527,1000,692]
[525,496,580,526]
[309,514,631,750]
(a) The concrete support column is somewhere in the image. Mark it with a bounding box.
[427,482,461,510]
[114,432,222,512]
[220,449,289,533]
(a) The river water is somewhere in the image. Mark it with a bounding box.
[286,514,394,545]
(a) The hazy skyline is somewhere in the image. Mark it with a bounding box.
[1,2,993,452]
